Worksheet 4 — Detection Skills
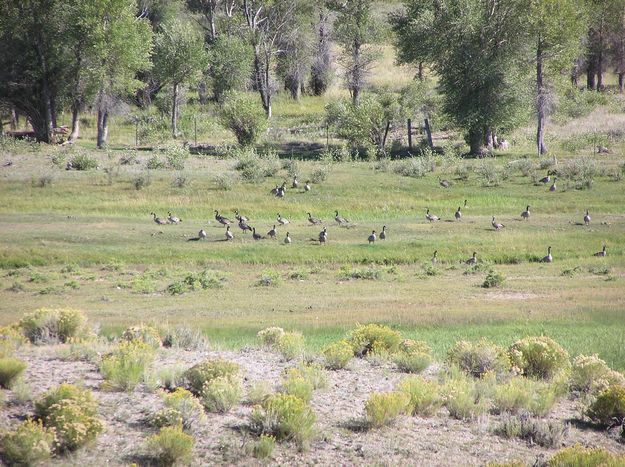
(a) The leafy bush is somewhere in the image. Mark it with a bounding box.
[249,394,316,448]
[252,434,276,460]
[508,336,570,380]
[162,326,209,351]
[548,444,625,466]
[586,384,625,427]
[495,413,568,448]
[19,308,89,344]
[201,375,242,413]
[364,391,410,428]
[492,377,558,416]
[276,332,305,361]
[0,419,55,465]
[393,352,433,374]
[147,426,194,466]
[208,36,253,101]
[345,323,403,357]
[569,354,625,394]
[476,160,502,187]
[44,397,103,451]
[183,358,240,395]
[68,152,98,170]
[398,376,443,416]
[35,383,96,419]
[257,327,286,347]
[163,145,188,170]
[322,340,353,370]
[147,155,166,170]
[392,157,435,178]
[99,341,155,391]
[161,388,205,431]
[310,165,330,183]
[213,172,236,191]
[220,92,267,146]
[482,270,505,288]
[121,324,162,348]
[447,339,511,378]
[0,357,26,389]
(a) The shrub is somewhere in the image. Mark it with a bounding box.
[345,323,403,357]
[398,376,443,416]
[338,265,384,281]
[234,154,264,183]
[558,157,597,189]
[162,388,205,430]
[392,157,434,178]
[220,92,267,146]
[99,341,155,391]
[289,364,327,390]
[200,376,242,413]
[151,407,185,429]
[257,327,285,347]
[162,326,209,351]
[508,336,570,379]
[0,326,27,357]
[121,324,162,348]
[586,384,625,427]
[132,174,152,190]
[256,268,281,287]
[19,308,89,344]
[548,444,625,466]
[441,374,490,420]
[146,155,166,170]
[35,383,97,419]
[281,373,314,403]
[213,172,236,191]
[364,391,409,428]
[45,398,103,451]
[492,377,558,416]
[252,434,276,460]
[68,152,98,170]
[476,160,502,186]
[183,358,240,395]
[163,145,188,170]
[0,357,26,389]
[249,394,316,448]
[570,354,625,394]
[393,352,432,374]
[0,419,55,465]
[247,380,273,405]
[276,332,305,361]
[310,165,330,183]
[495,413,568,448]
[447,339,511,378]
[482,270,505,288]
[147,426,194,466]
[322,340,353,370]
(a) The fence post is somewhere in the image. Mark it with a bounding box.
[194,116,197,146]
[407,118,412,150]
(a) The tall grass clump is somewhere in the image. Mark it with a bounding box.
[252,434,276,460]
[0,357,27,389]
[398,376,443,416]
[99,341,156,391]
[147,426,195,466]
[447,339,511,378]
[0,419,55,465]
[508,336,570,380]
[492,377,559,416]
[19,308,89,344]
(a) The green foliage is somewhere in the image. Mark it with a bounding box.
[220,92,267,147]
[310,165,331,183]
[570,354,625,394]
[257,327,286,347]
[287,364,328,390]
[161,388,205,431]
[0,419,55,465]
[213,173,236,191]
[492,377,558,416]
[0,326,27,358]
[147,426,194,466]
[276,332,305,361]
[346,323,402,357]
[19,308,88,344]
[447,339,511,378]
[398,376,443,416]
[200,376,242,413]
[249,394,316,448]
[509,336,571,379]
[147,155,166,170]
[586,384,625,427]
[441,372,490,420]
[208,36,253,101]
[0,357,26,389]
[548,444,625,467]
[256,268,281,287]
[392,157,436,178]
[558,157,597,189]
[322,340,353,370]
[183,358,240,395]
[338,265,384,280]
[44,397,103,451]
[132,173,152,190]
[495,413,568,448]
[393,339,433,373]
[35,383,96,419]
[247,380,273,405]
[121,324,162,348]
[281,373,314,403]
[252,434,276,460]
[482,270,505,288]
[68,152,98,171]
[363,391,410,428]
[152,407,185,429]
[99,341,155,391]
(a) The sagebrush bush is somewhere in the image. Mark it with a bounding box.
[398,376,443,416]
[68,152,98,170]
[0,326,28,358]
[252,434,276,460]
[257,326,285,347]
[19,308,89,344]
[495,413,568,448]
[0,419,55,465]
[121,324,162,348]
[586,384,625,427]
[276,332,305,361]
[392,157,435,178]
[508,336,570,379]
[476,160,502,186]
[447,339,511,378]
[162,388,205,430]
[548,444,625,466]
[570,354,625,394]
[184,358,240,395]
[162,326,209,351]
[45,397,103,451]
[249,394,316,448]
[322,340,353,370]
[364,391,410,428]
[100,340,155,391]
[310,165,330,183]
[0,357,27,389]
[201,376,242,413]
[147,426,194,466]
[441,374,490,420]
[247,380,273,405]
[346,323,402,357]
[213,172,236,191]
[393,339,432,373]
[492,377,558,416]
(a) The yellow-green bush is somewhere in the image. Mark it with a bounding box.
[0,325,28,358]
[99,340,155,391]
[286,364,328,390]
[162,388,205,430]
[200,376,242,413]
[322,340,353,370]
[398,376,442,416]
[247,380,273,405]
[364,391,410,428]
[257,327,285,347]
[570,354,625,394]
[249,394,316,448]
[0,419,55,465]
[276,332,305,361]
[441,374,490,420]
[121,324,162,348]
[147,426,194,466]
[281,373,314,403]
[19,308,89,344]
[586,384,625,427]
[548,444,625,466]
[184,358,240,395]
[447,339,511,378]
[152,407,185,429]
[492,377,558,416]
[35,383,97,420]
[252,434,276,460]
[508,336,570,380]
[346,324,402,357]
[45,398,103,451]
[0,357,27,389]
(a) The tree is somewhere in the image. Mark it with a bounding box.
[328,0,382,105]
[219,91,267,146]
[208,36,254,101]
[310,8,333,96]
[153,18,209,138]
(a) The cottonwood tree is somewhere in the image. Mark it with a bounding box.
[310,8,333,96]
[153,18,209,137]
[208,36,254,101]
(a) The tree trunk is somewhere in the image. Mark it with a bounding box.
[198,81,208,105]
[619,73,624,93]
[382,121,391,150]
[253,49,272,118]
[417,62,424,81]
[32,14,54,143]
[597,49,603,91]
[424,118,433,149]
[586,63,596,90]
[96,108,109,149]
[536,41,547,155]
[351,40,362,106]
[69,101,80,142]
[468,128,484,156]
[407,118,412,150]
[10,108,18,131]
[171,82,179,138]
[484,127,494,150]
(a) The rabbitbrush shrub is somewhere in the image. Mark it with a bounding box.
[147,426,194,466]
[393,339,432,374]
[0,419,55,465]
[346,323,402,357]
[0,325,28,358]
[99,340,155,391]
[586,384,625,427]
[201,375,242,413]
[257,327,285,347]
[322,340,353,369]
[364,391,410,428]
[276,332,305,361]
[184,358,240,395]
[153,388,205,431]
[547,444,625,466]
[447,339,511,378]
[570,354,625,394]
[0,357,26,388]
[398,376,443,416]
[492,377,558,416]
[19,308,89,344]
[509,336,570,379]
[121,324,162,348]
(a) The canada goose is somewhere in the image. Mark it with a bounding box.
[151,212,168,225]
[304,180,311,192]
[267,225,277,238]
[439,178,451,188]
[319,227,327,244]
[380,226,386,240]
[252,228,262,241]
[432,250,438,264]
[284,232,291,244]
[334,210,349,226]
[455,207,462,221]
[542,246,553,263]
[584,209,591,226]
[234,210,248,223]
[464,199,468,207]
[167,211,182,224]
[539,173,551,183]
[276,183,286,198]
[214,210,231,225]
[593,245,606,257]
[277,213,289,225]
[198,229,207,239]
[368,230,376,244]
[549,177,557,192]
[492,216,505,230]
[225,226,234,241]
[466,252,477,266]
[270,185,279,195]
[521,205,530,221]
[238,219,253,233]
[426,209,440,222]
[307,212,322,225]
[292,176,299,189]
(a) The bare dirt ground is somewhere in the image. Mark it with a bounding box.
[2,345,624,466]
